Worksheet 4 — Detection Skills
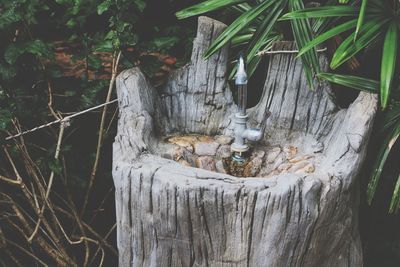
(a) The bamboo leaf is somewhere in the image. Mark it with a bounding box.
[367,122,400,204]
[389,173,400,213]
[281,6,359,20]
[330,18,389,69]
[355,0,368,40]
[176,0,244,19]
[380,23,398,109]
[317,73,379,93]
[298,19,357,57]
[247,33,282,77]
[382,104,400,132]
[203,0,276,59]
[289,0,320,88]
[246,1,283,59]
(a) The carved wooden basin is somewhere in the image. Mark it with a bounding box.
[113,16,377,266]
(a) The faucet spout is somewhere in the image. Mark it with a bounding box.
[242,128,263,142]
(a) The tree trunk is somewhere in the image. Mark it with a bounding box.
[112,16,377,266]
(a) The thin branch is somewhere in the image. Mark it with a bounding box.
[81,50,121,217]
[28,120,67,243]
[6,239,49,267]
[89,223,117,265]
[0,174,21,185]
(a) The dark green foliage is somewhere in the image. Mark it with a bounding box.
[0,0,194,265]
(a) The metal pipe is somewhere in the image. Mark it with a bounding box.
[231,54,267,160]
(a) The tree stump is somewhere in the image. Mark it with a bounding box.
[112,16,377,266]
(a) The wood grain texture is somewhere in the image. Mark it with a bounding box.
[113,16,377,266]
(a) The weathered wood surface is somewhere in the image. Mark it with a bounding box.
[113,16,377,266]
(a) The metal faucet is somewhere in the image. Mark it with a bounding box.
[231,54,266,161]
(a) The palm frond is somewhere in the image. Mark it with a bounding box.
[318,73,379,93]
[380,22,398,109]
[281,5,359,20]
[176,0,244,19]
[298,19,357,57]
[355,0,368,40]
[367,121,400,204]
[330,18,389,69]
[289,0,320,88]
[203,0,276,59]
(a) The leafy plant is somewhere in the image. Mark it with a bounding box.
[176,0,323,83]
[0,0,193,265]
[284,0,400,212]
[283,0,398,109]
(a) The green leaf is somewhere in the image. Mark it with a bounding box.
[231,33,254,47]
[389,173,400,213]
[97,0,112,15]
[245,0,284,76]
[289,0,320,88]
[148,36,180,52]
[355,0,368,40]
[176,0,244,19]
[330,18,389,69]
[318,73,379,93]
[87,54,102,70]
[281,6,359,20]
[380,23,398,109]
[94,40,114,52]
[298,19,357,57]
[25,40,51,58]
[4,44,23,64]
[367,121,400,204]
[382,104,400,132]
[204,0,276,59]
[134,0,146,12]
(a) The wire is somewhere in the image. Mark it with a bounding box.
[5,99,118,141]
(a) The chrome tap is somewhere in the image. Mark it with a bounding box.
[231,54,266,161]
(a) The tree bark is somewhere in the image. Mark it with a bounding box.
[113,16,377,266]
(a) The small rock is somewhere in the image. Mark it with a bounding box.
[196,156,216,171]
[215,135,233,145]
[277,163,292,172]
[215,160,227,174]
[216,145,231,158]
[266,147,281,163]
[167,137,194,152]
[283,145,298,159]
[253,150,266,159]
[197,135,214,143]
[288,155,314,163]
[168,136,195,148]
[304,163,315,173]
[244,157,263,177]
[289,161,309,172]
[295,162,315,174]
[273,154,286,170]
[173,146,194,163]
[194,141,220,156]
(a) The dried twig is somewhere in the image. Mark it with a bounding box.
[28,120,68,243]
[81,50,121,217]
[6,239,48,267]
